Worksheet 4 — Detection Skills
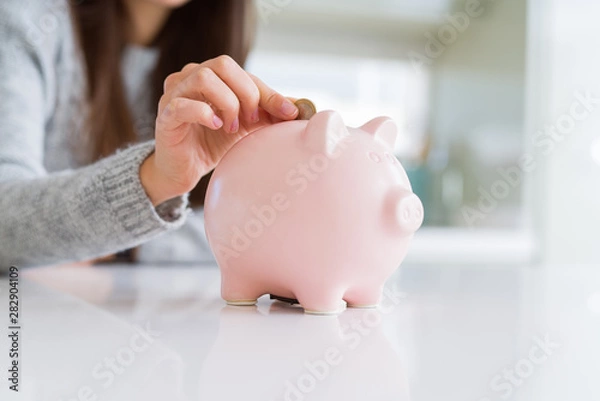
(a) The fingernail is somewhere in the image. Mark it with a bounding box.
[251,108,260,123]
[163,102,175,118]
[281,100,298,117]
[230,117,239,133]
[213,115,223,129]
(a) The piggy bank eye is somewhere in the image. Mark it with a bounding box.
[384,152,398,164]
[368,152,382,163]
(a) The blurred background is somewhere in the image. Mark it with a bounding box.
[247,0,600,266]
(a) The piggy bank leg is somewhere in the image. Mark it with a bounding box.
[294,288,347,315]
[221,274,263,306]
[343,285,384,308]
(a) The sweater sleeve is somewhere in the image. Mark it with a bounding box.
[0,142,190,268]
[0,1,189,268]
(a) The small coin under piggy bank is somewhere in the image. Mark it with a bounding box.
[294,98,317,120]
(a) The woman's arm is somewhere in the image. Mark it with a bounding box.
[0,2,188,268]
[0,142,189,268]
[0,1,298,268]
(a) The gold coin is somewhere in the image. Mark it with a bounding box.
[294,98,317,120]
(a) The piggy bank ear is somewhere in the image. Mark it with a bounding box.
[302,110,350,155]
[360,117,397,150]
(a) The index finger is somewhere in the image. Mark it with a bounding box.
[249,74,299,121]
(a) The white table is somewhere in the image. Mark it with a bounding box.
[1,263,599,401]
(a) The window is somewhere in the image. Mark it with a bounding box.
[248,0,532,264]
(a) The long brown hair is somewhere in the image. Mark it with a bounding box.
[70,0,254,206]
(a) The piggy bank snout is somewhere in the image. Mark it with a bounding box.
[391,189,424,235]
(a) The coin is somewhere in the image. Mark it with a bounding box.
[294,98,317,120]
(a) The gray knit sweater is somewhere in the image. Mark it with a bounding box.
[0,0,215,268]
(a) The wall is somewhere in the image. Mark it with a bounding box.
[429,0,527,143]
[528,0,600,265]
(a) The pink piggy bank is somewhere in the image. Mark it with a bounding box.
[204,111,423,314]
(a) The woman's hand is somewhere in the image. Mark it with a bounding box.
[140,55,299,206]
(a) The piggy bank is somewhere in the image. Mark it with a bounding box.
[204,111,423,314]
